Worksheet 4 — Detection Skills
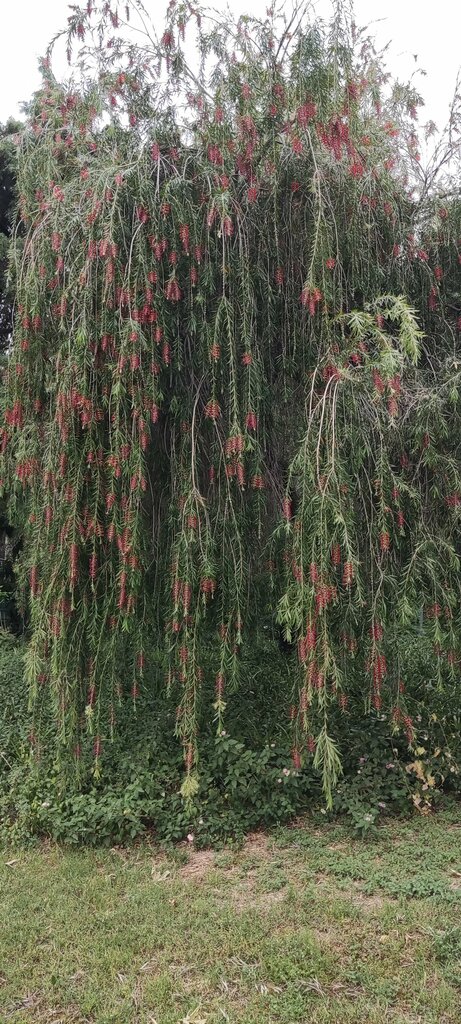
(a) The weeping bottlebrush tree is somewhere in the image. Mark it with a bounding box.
[2,0,461,804]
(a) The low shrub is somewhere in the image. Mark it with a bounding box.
[1,630,460,847]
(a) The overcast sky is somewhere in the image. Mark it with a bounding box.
[1,0,460,135]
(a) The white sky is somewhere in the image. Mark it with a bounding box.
[1,0,461,135]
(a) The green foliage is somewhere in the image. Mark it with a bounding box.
[2,1,461,807]
[0,631,27,763]
[0,119,21,350]
[2,632,461,847]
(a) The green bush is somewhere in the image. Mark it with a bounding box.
[1,631,461,847]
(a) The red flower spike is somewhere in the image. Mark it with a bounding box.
[291,748,302,770]
[379,530,390,552]
[282,497,292,521]
[165,278,181,302]
[342,561,354,587]
[205,399,221,420]
[331,543,341,567]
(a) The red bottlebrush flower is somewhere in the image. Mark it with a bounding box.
[236,461,245,488]
[396,510,404,530]
[291,180,300,192]
[325,257,336,270]
[107,522,116,543]
[223,216,234,237]
[30,566,39,597]
[371,621,383,642]
[51,232,62,252]
[297,101,316,127]
[93,736,101,758]
[434,265,443,281]
[247,186,258,203]
[187,514,198,531]
[375,313,385,329]
[165,278,181,302]
[200,577,216,597]
[207,144,223,166]
[428,286,438,311]
[292,560,302,582]
[349,161,364,178]
[300,285,322,315]
[342,561,354,587]
[404,715,414,744]
[225,434,244,457]
[387,395,398,417]
[291,748,302,770]
[245,411,257,430]
[179,223,190,253]
[242,352,253,366]
[309,562,318,584]
[210,343,221,361]
[307,735,316,754]
[392,243,401,257]
[372,652,387,684]
[275,267,284,286]
[89,552,97,581]
[205,399,221,420]
[291,136,303,155]
[372,369,385,395]
[322,363,341,383]
[306,622,316,652]
[379,530,390,552]
[251,473,265,490]
[214,106,224,124]
[331,543,341,566]
[151,142,160,161]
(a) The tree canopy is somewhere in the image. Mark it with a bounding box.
[2,1,461,803]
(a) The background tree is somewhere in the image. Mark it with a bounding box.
[0,119,21,351]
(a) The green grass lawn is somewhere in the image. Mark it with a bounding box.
[1,809,461,1023]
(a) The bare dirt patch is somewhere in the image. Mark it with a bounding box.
[179,848,217,881]
[179,831,272,882]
